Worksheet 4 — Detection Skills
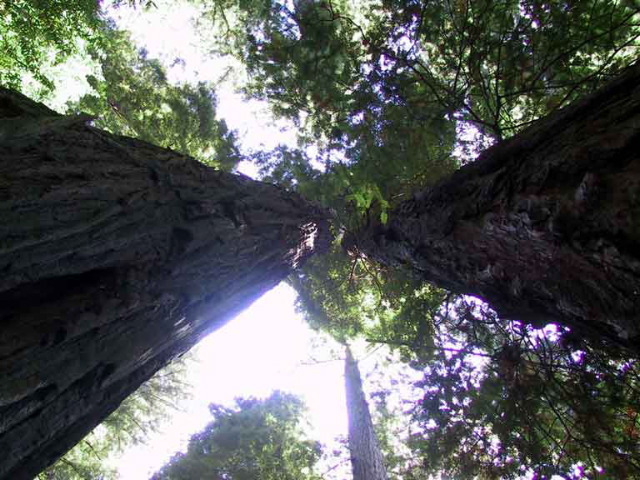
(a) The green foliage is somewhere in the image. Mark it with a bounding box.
[0,0,100,92]
[36,441,118,480]
[290,238,447,347]
[239,0,366,133]
[201,0,639,154]
[68,25,240,169]
[152,391,323,480]
[1,2,240,169]
[37,357,192,480]
[370,0,639,139]
[201,0,459,227]
[290,245,375,341]
[396,299,640,479]
[198,0,639,220]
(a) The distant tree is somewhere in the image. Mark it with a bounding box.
[151,391,323,480]
[344,346,389,480]
[290,270,396,479]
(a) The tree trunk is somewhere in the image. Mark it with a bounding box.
[344,346,388,480]
[350,61,640,349]
[0,89,331,480]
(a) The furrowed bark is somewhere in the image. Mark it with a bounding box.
[350,62,640,348]
[0,89,331,479]
[345,346,388,480]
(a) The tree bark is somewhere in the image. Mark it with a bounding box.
[344,346,388,480]
[0,89,331,480]
[350,61,640,349]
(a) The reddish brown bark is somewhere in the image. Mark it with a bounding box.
[345,346,388,480]
[351,62,640,348]
[0,89,330,479]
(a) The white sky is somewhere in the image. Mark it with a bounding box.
[115,283,349,478]
[99,2,352,478]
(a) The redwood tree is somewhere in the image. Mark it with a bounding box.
[0,89,330,480]
[349,61,640,349]
[345,346,389,480]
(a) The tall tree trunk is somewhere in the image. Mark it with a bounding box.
[0,89,331,480]
[344,346,388,480]
[350,61,640,349]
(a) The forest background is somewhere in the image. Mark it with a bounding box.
[1,0,640,479]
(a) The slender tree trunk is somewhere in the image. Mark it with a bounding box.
[0,89,331,480]
[344,346,388,480]
[350,61,640,349]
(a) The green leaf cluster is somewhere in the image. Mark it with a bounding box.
[290,239,446,349]
[200,0,460,226]
[402,300,640,479]
[68,25,240,169]
[152,391,323,480]
[369,0,639,139]
[0,0,100,92]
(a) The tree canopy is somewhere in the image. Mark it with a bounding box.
[1,0,640,479]
[0,0,99,92]
[151,391,323,480]
[68,24,240,169]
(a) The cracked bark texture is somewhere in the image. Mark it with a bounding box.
[345,346,388,480]
[351,61,640,349]
[0,89,331,480]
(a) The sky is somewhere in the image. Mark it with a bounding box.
[97,2,353,478]
[114,284,349,478]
